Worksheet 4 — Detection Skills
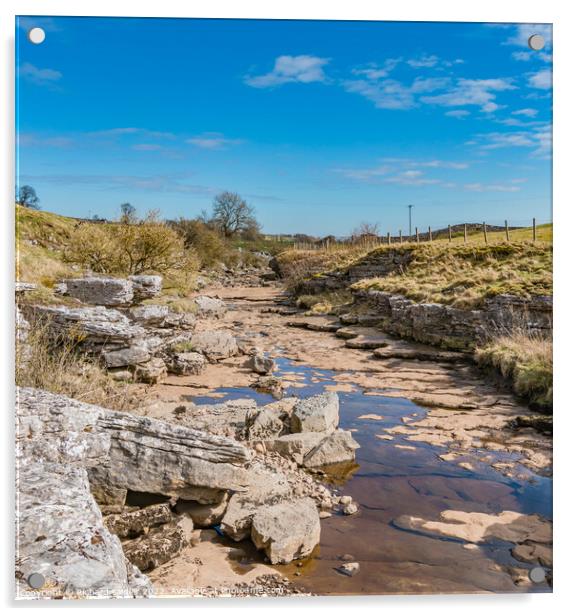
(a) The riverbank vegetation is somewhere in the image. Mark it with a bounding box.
[475,333,552,409]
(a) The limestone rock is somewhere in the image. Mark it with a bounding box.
[221,465,293,541]
[183,399,257,440]
[183,330,238,362]
[16,459,151,599]
[245,404,288,441]
[166,351,207,376]
[265,432,327,466]
[127,304,169,326]
[59,277,134,306]
[291,392,339,434]
[337,562,360,577]
[28,305,145,349]
[134,358,167,384]
[103,344,151,368]
[104,504,174,539]
[250,498,321,564]
[174,493,230,528]
[192,295,227,319]
[128,275,162,301]
[122,524,186,572]
[248,352,276,375]
[303,430,360,468]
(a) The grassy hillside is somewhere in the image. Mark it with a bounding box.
[352,242,552,309]
[16,206,79,286]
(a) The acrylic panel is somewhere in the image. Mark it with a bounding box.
[15,16,552,599]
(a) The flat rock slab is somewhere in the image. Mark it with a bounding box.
[287,316,342,333]
[373,346,466,363]
[344,328,391,349]
[59,277,134,306]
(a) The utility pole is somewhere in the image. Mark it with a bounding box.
[408,204,414,238]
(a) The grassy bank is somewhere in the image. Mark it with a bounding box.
[475,333,552,410]
[352,242,552,309]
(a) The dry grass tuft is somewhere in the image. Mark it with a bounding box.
[475,332,552,409]
[16,319,142,411]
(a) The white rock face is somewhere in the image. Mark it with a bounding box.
[303,430,361,468]
[291,392,340,433]
[184,330,239,362]
[59,277,134,306]
[251,498,321,564]
[192,295,227,319]
[15,387,152,599]
[128,275,163,301]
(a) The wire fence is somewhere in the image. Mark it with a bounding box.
[279,218,552,251]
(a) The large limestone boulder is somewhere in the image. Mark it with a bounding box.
[291,392,339,434]
[127,304,170,326]
[245,402,290,441]
[264,432,327,466]
[250,498,321,564]
[302,430,360,468]
[122,524,186,572]
[248,352,276,375]
[166,351,207,376]
[220,465,293,541]
[128,275,162,301]
[16,461,152,599]
[28,305,145,349]
[192,295,227,319]
[104,503,173,539]
[59,277,134,306]
[183,330,238,362]
[103,343,151,368]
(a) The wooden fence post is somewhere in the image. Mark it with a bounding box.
[387,232,391,245]
[448,225,452,243]
[505,220,509,242]
[533,218,536,242]
[428,226,432,242]
[416,227,419,243]
[399,230,402,244]
[483,222,488,244]
[464,223,467,244]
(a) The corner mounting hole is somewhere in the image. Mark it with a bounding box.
[28,27,46,45]
[528,34,545,51]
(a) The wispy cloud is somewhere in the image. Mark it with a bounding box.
[186,132,244,150]
[343,75,449,110]
[333,158,468,185]
[19,62,62,87]
[18,133,74,148]
[406,55,439,68]
[463,182,522,193]
[472,123,551,158]
[527,68,552,90]
[445,109,470,118]
[244,55,330,88]
[513,108,538,117]
[87,127,176,139]
[421,78,516,113]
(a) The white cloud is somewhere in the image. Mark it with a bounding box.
[333,158,468,185]
[445,110,470,118]
[343,75,449,110]
[186,132,243,150]
[132,143,164,151]
[407,55,439,68]
[19,62,62,86]
[421,78,516,113]
[504,24,552,48]
[18,133,73,148]
[472,123,551,158]
[528,68,552,90]
[464,182,521,193]
[244,55,329,88]
[513,108,538,117]
[512,51,531,62]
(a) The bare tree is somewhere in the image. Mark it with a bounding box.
[16,185,40,209]
[120,202,138,224]
[211,191,259,238]
[351,221,380,241]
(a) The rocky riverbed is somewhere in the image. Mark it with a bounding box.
[15,274,552,598]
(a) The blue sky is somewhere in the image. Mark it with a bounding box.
[16,17,552,236]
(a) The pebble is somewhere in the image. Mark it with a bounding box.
[319,511,332,519]
[339,495,353,506]
[342,502,359,515]
[337,562,360,577]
